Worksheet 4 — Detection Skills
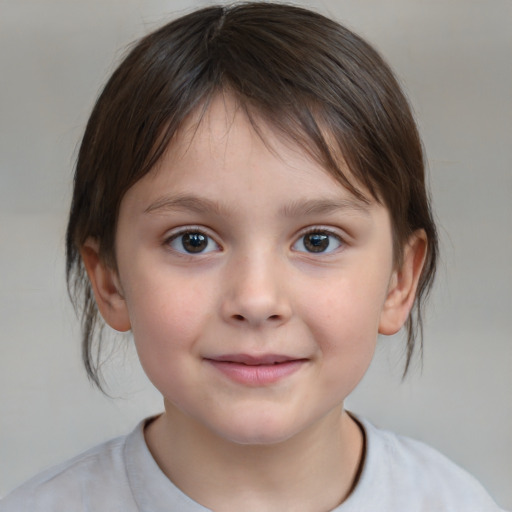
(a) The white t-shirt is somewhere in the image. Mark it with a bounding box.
[0,416,505,512]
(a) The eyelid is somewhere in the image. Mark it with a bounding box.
[299,225,346,241]
[301,225,343,237]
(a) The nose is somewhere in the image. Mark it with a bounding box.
[220,252,292,328]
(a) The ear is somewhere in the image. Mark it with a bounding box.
[379,230,427,335]
[80,238,131,332]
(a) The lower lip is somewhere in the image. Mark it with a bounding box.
[206,359,306,386]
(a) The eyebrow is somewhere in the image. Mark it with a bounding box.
[144,194,230,216]
[144,194,372,218]
[279,197,372,218]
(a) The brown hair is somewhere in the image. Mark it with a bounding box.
[66,2,438,389]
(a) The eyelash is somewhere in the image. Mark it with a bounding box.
[164,226,345,256]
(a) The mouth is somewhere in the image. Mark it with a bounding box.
[204,354,308,386]
[208,354,303,365]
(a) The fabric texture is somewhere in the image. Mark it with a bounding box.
[0,416,505,512]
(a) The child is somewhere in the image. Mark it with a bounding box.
[1,3,505,511]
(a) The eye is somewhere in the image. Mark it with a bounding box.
[167,230,220,254]
[292,230,343,254]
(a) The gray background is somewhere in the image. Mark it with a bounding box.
[1,0,511,508]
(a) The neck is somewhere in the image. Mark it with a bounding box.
[145,402,364,512]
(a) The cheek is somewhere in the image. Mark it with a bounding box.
[127,291,207,402]
[303,274,385,341]
[124,273,215,369]
[298,277,384,386]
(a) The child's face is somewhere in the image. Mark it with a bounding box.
[100,96,405,444]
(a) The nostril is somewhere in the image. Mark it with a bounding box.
[231,313,282,322]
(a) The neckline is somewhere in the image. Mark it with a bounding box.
[125,413,375,511]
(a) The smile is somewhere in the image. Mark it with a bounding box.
[205,354,308,386]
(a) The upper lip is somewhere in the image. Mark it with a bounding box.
[206,354,304,365]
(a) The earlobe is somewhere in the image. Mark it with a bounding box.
[80,239,131,332]
[378,230,427,336]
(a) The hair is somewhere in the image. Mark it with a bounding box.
[66,2,438,389]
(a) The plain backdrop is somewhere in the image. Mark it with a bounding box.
[1,0,511,508]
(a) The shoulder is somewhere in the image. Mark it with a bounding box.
[343,416,505,512]
[0,429,138,512]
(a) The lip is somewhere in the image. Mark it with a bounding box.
[205,354,308,386]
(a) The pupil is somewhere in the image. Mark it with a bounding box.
[182,233,207,253]
[304,233,329,252]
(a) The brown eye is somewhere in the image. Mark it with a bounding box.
[304,233,330,252]
[168,231,219,254]
[182,233,208,253]
[293,230,343,254]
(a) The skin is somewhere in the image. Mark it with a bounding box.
[82,94,426,511]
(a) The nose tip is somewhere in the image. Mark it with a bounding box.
[221,262,292,328]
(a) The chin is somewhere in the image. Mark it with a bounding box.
[209,412,306,447]
[219,428,296,447]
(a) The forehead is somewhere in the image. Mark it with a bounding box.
[158,95,369,195]
[119,94,380,222]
